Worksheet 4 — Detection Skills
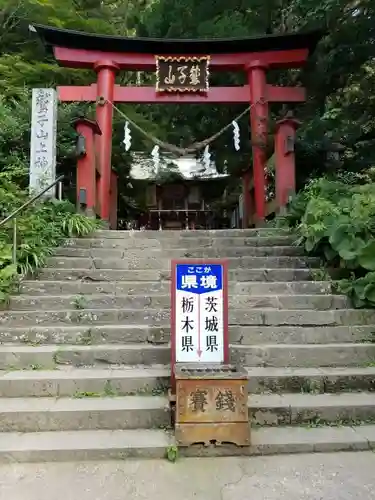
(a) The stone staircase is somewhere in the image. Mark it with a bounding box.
[1,227,375,462]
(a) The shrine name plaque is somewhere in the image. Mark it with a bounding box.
[156,56,210,93]
[175,364,250,447]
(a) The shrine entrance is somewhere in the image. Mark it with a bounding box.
[31,24,323,228]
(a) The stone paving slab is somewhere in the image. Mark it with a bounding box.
[2,451,375,500]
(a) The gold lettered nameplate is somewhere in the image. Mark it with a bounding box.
[155,56,210,93]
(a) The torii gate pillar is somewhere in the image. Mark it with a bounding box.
[74,117,101,217]
[95,60,119,223]
[246,61,268,227]
[275,112,301,213]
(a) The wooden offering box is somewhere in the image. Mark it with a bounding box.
[175,364,250,447]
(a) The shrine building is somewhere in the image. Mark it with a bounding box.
[129,154,229,230]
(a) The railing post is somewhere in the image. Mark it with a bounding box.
[12,218,17,265]
[57,181,63,201]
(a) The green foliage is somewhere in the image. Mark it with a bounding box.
[166,445,178,462]
[0,0,169,217]
[0,176,101,304]
[284,174,375,308]
[0,0,374,220]
[139,0,375,184]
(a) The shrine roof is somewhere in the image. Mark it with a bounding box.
[31,24,324,56]
[130,154,228,182]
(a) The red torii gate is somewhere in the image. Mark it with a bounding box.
[32,24,322,226]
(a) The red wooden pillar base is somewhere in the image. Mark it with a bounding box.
[275,113,301,213]
[109,171,118,230]
[73,118,102,217]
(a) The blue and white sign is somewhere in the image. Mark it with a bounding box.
[175,263,225,363]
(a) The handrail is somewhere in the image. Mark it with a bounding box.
[0,175,64,265]
[0,175,64,229]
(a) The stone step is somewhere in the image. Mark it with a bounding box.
[65,235,297,249]
[0,366,170,397]
[20,280,331,296]
[0,424,373,462]
[247,366,375,394]
[93,228,291,239]
[0,324,372,346]
[1,365,374,399]
[0,391,373,433]
[250,392,375,426]
[21,280,172,295]
[181,424,375,457]
[0,395,170,432]
[45,255,319,270]
[54,246,305,259]
[234,325,373,345]
[0,344,170,369]
[0,342,374,369]
[229,309,375,327]
[0,324,171,345]
[233,343,375,368]
[0,428,173,462]
[8,293,348,312]
[37,268,313,282]
[1,308,373,327]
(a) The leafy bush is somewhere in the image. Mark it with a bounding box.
[0,178,101,304]
[284,174,375,308]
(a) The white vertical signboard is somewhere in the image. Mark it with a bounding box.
[29,88,57,197]
[174,263,225,363]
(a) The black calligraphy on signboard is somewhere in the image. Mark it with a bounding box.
[156,56,210,93]
[34,89,51,171]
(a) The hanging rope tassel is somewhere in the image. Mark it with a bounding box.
[202,145,211,171]
[123,121,132,151]
[232,120,240,151]
[151,145,160,172]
